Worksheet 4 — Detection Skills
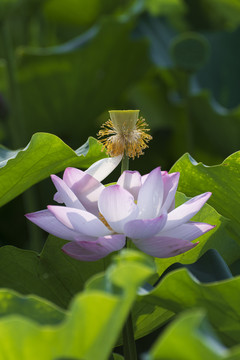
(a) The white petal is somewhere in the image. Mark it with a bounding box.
[132,236,197,258]
[168,198,175,213]
[63,167,104,216]
[48,205,112,237]
[141,171,166,185]
[124,213,167,240]
[160,222,215,241]
[141,174,148,184]
[25,209,79,241]
[85,155,122,181]
[163,192,212,231]
[62,234,126,261]
[161,172,180,211]
[53,191,63,204]
[117,170,141,200]
[98,185,138,233]
[137,167,164,219]
[51,175,85,210]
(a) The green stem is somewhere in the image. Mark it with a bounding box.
[121,154,129,173]
[122,311,138,360]
[120,154,137,360]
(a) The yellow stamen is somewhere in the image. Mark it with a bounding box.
[97,110,152,159]
[99,212,113,231]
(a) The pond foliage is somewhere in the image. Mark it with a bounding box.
[0,0,240,359]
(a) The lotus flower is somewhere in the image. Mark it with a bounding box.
[26,160,214,261]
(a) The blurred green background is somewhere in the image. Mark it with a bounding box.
[0,0,240,249]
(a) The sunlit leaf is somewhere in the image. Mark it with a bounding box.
[146,310,240,360]
[0,249,155,360]
[0,288,65,324]
[171,152,240,243]
[141,268,240,346]
[0,134,106,207]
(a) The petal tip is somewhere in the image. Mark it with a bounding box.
[25,211,39,220]
[50,174,59,185]
[47,205,56,213]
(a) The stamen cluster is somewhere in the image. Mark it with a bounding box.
[98,110,152,159]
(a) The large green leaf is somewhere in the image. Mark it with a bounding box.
[142,268,240,346]
[0,134,106,207]
[0,249,155,360]
[0,236,111,309]
[0,235,172,342]
[170,152,240,243]
[146,310,240,360]
[0,288,65,325]
[133,248,233,341]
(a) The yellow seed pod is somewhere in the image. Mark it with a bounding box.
[98,110,152,159]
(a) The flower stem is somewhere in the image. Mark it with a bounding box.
[120,154,137,360]
[122,240,137,360]
[121,153,129,173]
[122,311,137,360]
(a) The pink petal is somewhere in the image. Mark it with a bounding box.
[51,175,85,210]
[141,174,148,184]
[85,155,122,181]
[161,172,180,211]
[25,209,79,240]
[63,167,104,216]
[48,206,112,237]
[163,192,212,231]
[117,170,142,200]
[167,198,176,213]
[124,213,167,240]
[160,222,215,241]
[137,167,164,219]
[132,236,197,258]
[98,185,138,233]
[53,191,63,204]
[62,234,126,261]
[141,171,166,185]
